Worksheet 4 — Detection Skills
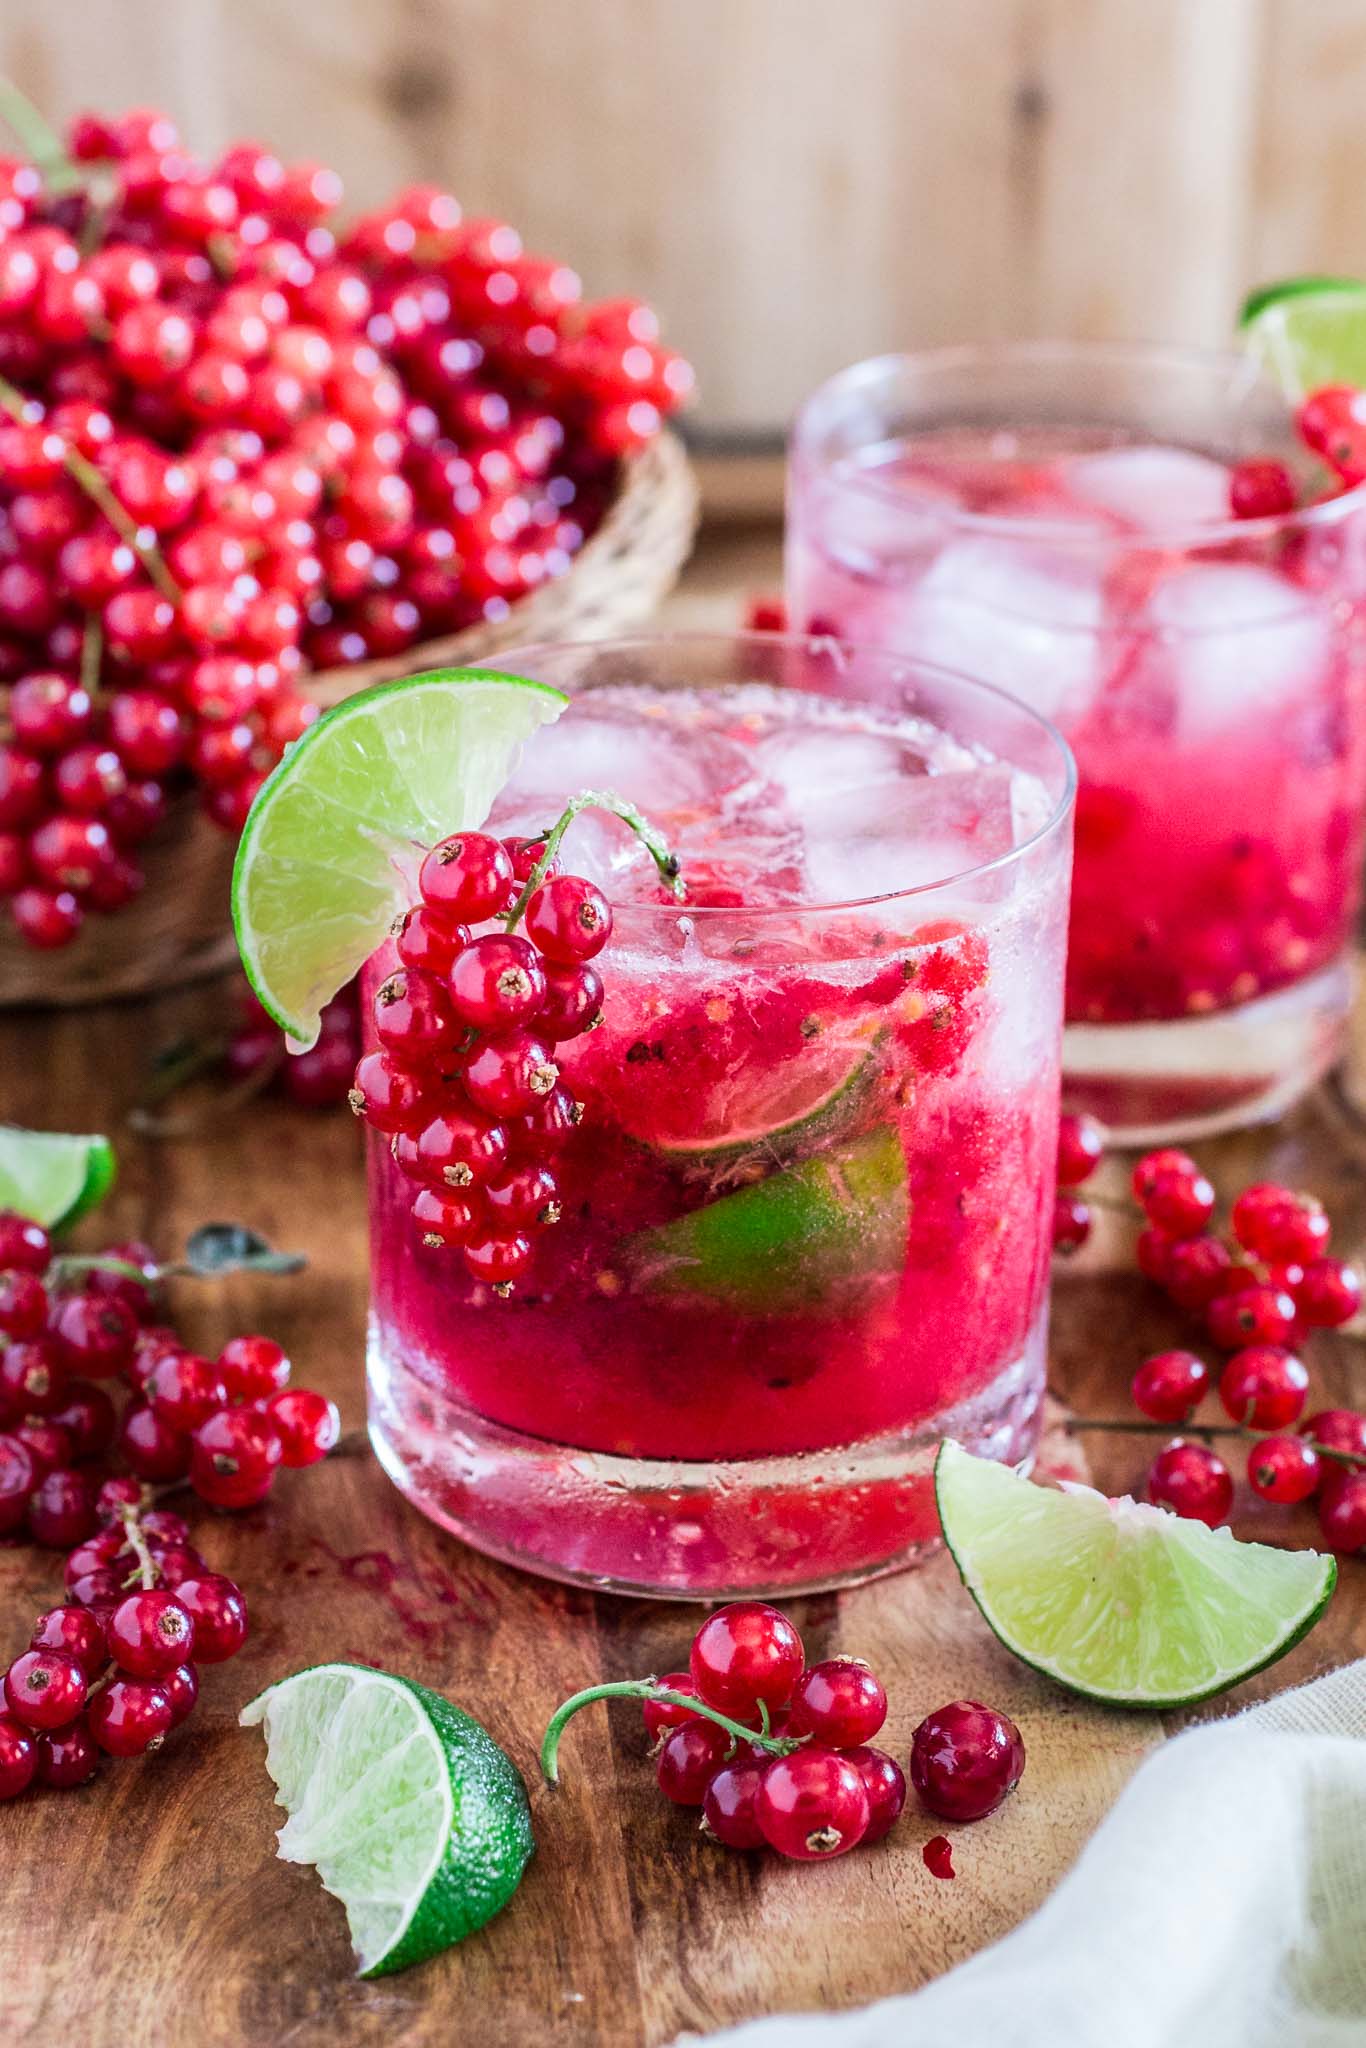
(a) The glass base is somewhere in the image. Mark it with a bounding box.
[1062,958,1351,1145]
[367,1321,1046,1601]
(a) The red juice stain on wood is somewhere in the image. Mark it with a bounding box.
[922,1834,955,1879]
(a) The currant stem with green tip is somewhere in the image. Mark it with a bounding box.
[504,789,685,933]
[540,1679,803,1785]
[1064,1414,1366,1469]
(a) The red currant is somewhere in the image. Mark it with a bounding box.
[755,1747,869,1859]
[0,1715,37,1799]
[1051,1193,1092,1254]
[1294,1258,1361,1329]
[1131,1349,1210,1424]
[173,1574,248,1662]
[1055,1111,1105,1187]
[642,1673,703,1741]
[787,1658,887,1747]
[1206,1285,1298,1351]
[106,1590,197,1678]
[217,1333,290,1399]
[27,1468,96,1549]
[844,1746,907,1844]
[690,1602,804,1718]
[523,873,612,963]
[0,1212,50,1274]
[1140,1166,1216,1239]
[1248,1434,1321,1505]
[418,831,513,921]
[88,1674,174,1756]
[147,1351,228,1432]
[910,1700,1025,1821]
[1228,457,1296,519]
[190,1407,283,1508]
[30,1605,108,1680]
[463,1031,559,1118]
[700,1760,767,1848]
[1318,1469,1366,1553]
[448,933,547,1029]
[1219,1346,1309,1430]
[655,1719,730,1805]
[5,1647,87,1730]
[1147,1441,1233,1526]
[265,1387,340,1466]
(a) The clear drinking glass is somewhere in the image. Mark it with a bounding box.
[365,631,1074,1598]
[787,343,1366,1141]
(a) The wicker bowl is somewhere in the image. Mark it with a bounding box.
[0,431,698,1009]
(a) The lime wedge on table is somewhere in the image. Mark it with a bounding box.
[936,1441,1336,1709]
[626,1124,908,1314]
[0,1125,115,1227]
[232,667,567,1047]
[240,1663,534,1978]
[1238,277,1366,397]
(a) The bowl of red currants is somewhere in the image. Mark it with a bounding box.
[0,98,698,1005]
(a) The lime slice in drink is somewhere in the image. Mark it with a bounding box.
[1238,277,1366,398]
[232,667,568,1047]
[240,1662,534,1978]
[0,1125,116,1227]
[936,1440,1336,1708]
[626,1124,908,1314]
[654,1028,880,1168]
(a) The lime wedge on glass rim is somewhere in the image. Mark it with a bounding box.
[1238,276,1366,398]
[936,1441,1335,1709]
[241,1663,534,1977]
[0,1125,115,1227]
[231,667,568,1047]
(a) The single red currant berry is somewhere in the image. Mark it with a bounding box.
[462,1231,533,1289]
[1295,1258,1361,1329]
[463,1031,559,1118]
[140,1509,190,1547]
[1248,1434,1322,1505]
[1299,1409,1366,1461]
[27,1468,96,1549]
[1136,1227,1178,1288]
[392,903,469,977]
[642,1673,703,1741]
[509,1086,583,1156]
[1219,1346,1309,1430]
[1131,1349,1211,1424]
[190,1407,284,1508]
[1206,1285,1297,1352]
[418,831,513,921]
[218,1333,290,1399]
[94,1474,144,1522]
[1132,1148,1200,1203]
[484,1162,561,1231]
[1297,385,1366,482]
[524,873,612,963]
[50,1292,137,1377]
[5,1648,87,1730]
[117,1402,192,1481]
[448,933,547,1029]
[415,1108,508,1190]
[1164,1236,1233,1311]
[0,1337,67,1416]
[348,1050,427,1134]
[0,1431,35,1536]
[31,1605,108,1680]
[1228,458,1296,520]
[0,1268,48,1338]
[844,1746,907,1844]
[1230,1182,1304,1255]
[1140,1166,1216,1239]
[756,1747,870,1860]
[787,1658,887,1748]
[147,1351,228,1433]
[655,1718,732,1806]
[701,1760,768,1848]
[162,1662,199,1726]
[411,1186,479,1248]
[690,1602,804,1718]
[172,1575,249,1662]
[1055,1111,1105,1188]
[0,1715,37,1799]
[0,1212,50,1274]
[374,968,460,1065]
[537,960,604,1042]
[265,1387,340,1467]
[1051,1193,1092,1254]
[106,1591,196,1678]
[50,1385,117,1462]
[910,1700,1026,1822]
[1318,1469,1366,1554]
[37,1717,99,1788]
[88,1675,174,1756]
[1147,1441,1233,1526]
[67,1568,125,1614]
[150,1546,207,1590]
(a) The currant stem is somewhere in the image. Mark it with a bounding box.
[0,375,183,602]
[117,1503,160,1592]
[540,1678,802,1784]
[0,76,82,192]
[504,788,685,933]
[1063,1414,1366,1469]
[80,615,103,699]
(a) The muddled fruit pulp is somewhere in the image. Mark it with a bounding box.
[368,675,1066,1580]
[788,427,1366,1029]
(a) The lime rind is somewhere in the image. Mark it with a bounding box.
[241,1662,534,1978]
[1238,277,1366,400]
[0,1126,116,1227]
[655,1031,880,1168]
[935,1441,1336,1709]
[231,667,568,1047]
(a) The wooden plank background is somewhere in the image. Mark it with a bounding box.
[4,0,1366,439]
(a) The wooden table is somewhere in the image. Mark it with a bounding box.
[4,530,1365,2047]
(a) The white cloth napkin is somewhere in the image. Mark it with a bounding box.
[693,1661,1366,2048]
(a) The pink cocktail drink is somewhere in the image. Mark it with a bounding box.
[788,346,1366,1140]
[366,634,1073,1598]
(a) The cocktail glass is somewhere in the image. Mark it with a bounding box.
[366,631,1074,1598]
[787,343,1366,1141]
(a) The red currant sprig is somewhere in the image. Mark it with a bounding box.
[349,790,681,1297]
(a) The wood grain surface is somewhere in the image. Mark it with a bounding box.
[1,534,1364,2046]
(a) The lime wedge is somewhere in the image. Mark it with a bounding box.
[936,1441,1336,1708]
[626,1124,908,1314]
[655,1030,879,1167]
[1238,277,1366,399]
[240,1662,534,1978]
[232,667,567,1046]
[0,1126,116,1227]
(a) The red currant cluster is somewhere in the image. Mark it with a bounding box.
[1222,385,1366,521]
[1051,1109,1106,1252]
[0,1493,247,1792]
[0,100,691,951]
[543,1602,1026,1860]
[349,829,612,1293]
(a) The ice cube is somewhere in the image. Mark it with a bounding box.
[1146,564,1334,742]
[492,691,760,826]
[1060,445,1232,533]
[902,537,1106,726]
[751,724,922,833]
[801,763,1018,905]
